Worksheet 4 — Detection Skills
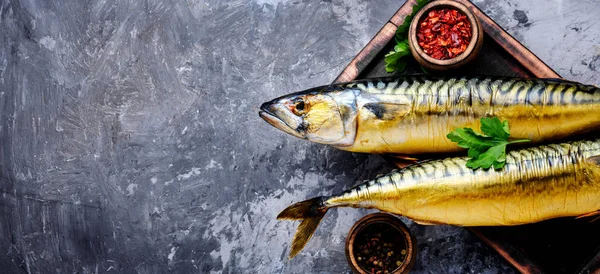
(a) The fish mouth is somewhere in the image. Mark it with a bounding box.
[259,105,305,139]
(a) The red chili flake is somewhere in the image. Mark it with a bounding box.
[417,8,472,60]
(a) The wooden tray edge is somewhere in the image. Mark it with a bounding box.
[333,22,397,83]
[334,0,561,83]
[579,249,600,274]
[333,0,417,83]
[455,0,560,78]
[470,230,542,274]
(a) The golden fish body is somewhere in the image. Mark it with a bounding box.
[260,77,600,155]
[329,139,600,226]
[278,139,600,257]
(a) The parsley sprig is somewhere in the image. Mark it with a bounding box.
[447,117,530,170]
[385,0,430,73]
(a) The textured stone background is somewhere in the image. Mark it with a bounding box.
[0,0,598,273]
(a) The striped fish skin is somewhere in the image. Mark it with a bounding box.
[260,76,600,154]
[327,138,600,226]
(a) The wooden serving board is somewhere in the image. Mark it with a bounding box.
[333,1,600,273]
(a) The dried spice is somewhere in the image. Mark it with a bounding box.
[417,8,472,60]
[353,223,407,274]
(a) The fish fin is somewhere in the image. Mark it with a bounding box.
[384,155,433,170]
[383,154,419,169]
[277,197,329,258]
[575,210,600,221]
[362,103,411,120]
[541,78,584,86]
[388,154,420,161]
[412,218,447,225]
[585,155,600,166]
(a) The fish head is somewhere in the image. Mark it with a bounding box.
[259,87,358,146]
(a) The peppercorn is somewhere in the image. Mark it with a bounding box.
[353,223,408,272]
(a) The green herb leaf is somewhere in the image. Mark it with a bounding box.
[394,42,409,52]
[466,144,505,170]
[492,160,505,170]
[384,41,411,73]
[386,0,430,73]
[447,117,530,170]
[395,17,412,37]
[396,0,430,38]
[466,147,478,158]
[480,117,510,140]
[446,128,499,150]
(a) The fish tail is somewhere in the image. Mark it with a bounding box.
[277,197,329,258]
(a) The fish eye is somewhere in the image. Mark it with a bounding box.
[291,98,307,116]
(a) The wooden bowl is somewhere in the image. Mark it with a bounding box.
[345,213,417,274]
[408,0,484,71]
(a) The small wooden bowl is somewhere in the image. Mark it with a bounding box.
[408,0,484,71]
[345,213,417,274]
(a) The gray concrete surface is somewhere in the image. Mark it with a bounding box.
[0,0,598,273]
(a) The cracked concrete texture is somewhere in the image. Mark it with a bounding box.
[0,0,597,273]
[473,0,600,85]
